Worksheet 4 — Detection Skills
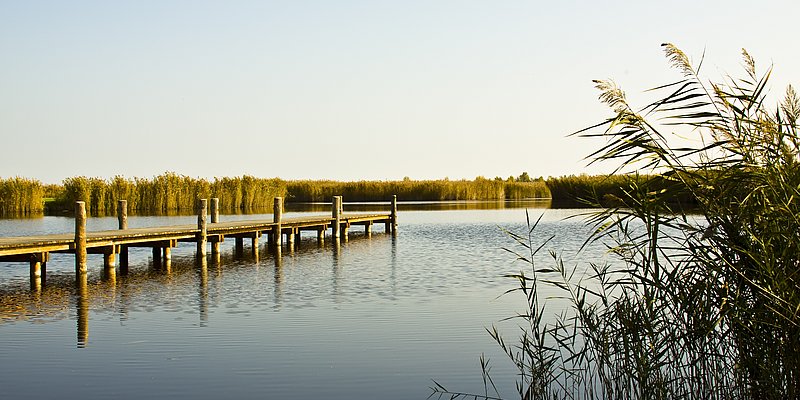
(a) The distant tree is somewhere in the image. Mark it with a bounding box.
[517,172,532,182]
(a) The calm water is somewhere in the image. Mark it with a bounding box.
[0,201,605,399]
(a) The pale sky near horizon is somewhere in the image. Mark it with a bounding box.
[2,1,798,184]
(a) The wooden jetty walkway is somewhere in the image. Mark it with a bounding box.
[0,195,397,288]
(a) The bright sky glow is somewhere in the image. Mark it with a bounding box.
[2,0,798,183]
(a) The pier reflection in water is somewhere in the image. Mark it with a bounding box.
[0,227,385,348]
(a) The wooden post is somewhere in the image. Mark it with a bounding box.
[30,252,48,291]
[317,227,325,245]
[332,196,341,241]
[273,197,283,247]
[152,247,162,267]
[163,246,172,272]
[103,249,117,283]
[235,237,244,256]
[75,201,87,276]
[251,234,259,258]
[210,198,221,256]
[103,246,116,273]
[391,194,398,235]
[287,228,295,249]
[118,200,129,273]
[118,200,128,229]
[210,198,219,223]
[197,198,207,257]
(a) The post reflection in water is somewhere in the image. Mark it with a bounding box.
[332,238,341,300]
[102,264,116,285]
[391,235,397,298]
[31,273,43,293]
[76,275,89,348]
[197,255,209,325]
[273,246,283,307]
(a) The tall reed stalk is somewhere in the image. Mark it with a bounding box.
[433,44,800,399]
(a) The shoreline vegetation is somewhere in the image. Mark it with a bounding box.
[432,44,800,399]
[0,172,567,217]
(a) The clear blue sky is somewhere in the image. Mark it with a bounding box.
[2,1,798,184]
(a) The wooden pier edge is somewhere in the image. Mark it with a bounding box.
[0,195,398,288]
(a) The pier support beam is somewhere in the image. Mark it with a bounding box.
[197,199,208,257]
[365,221,373,237]
[273,197,283,247]
[75,201,87,276]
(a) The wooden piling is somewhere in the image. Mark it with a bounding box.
[197,199,208,257]
[152,247,162,267]
[251,234,259,258]
[210,198,221,256]
[30,252,47,291]
[317,227,325,244]
[75,201,87,276]
[332,196,342,241]
[273,197,283,246]
[235,237,244,256]
[118,200,129,273]
[210,198,219,223]
[118,200,128,229]
[163,246,172,272]
[103,246,116,272]
[391,194,398,234]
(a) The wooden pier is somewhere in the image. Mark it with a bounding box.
[0,195,398,288]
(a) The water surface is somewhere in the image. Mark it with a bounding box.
[0,201,604,399]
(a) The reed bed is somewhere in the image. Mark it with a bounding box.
[51,173,287,215]
[0,177,44,216]
[546,173,698,208]
[287,178,549,202]
[434,45,800,399]
[8,175,549,216]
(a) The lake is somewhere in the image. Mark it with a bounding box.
[0,201,606,399]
